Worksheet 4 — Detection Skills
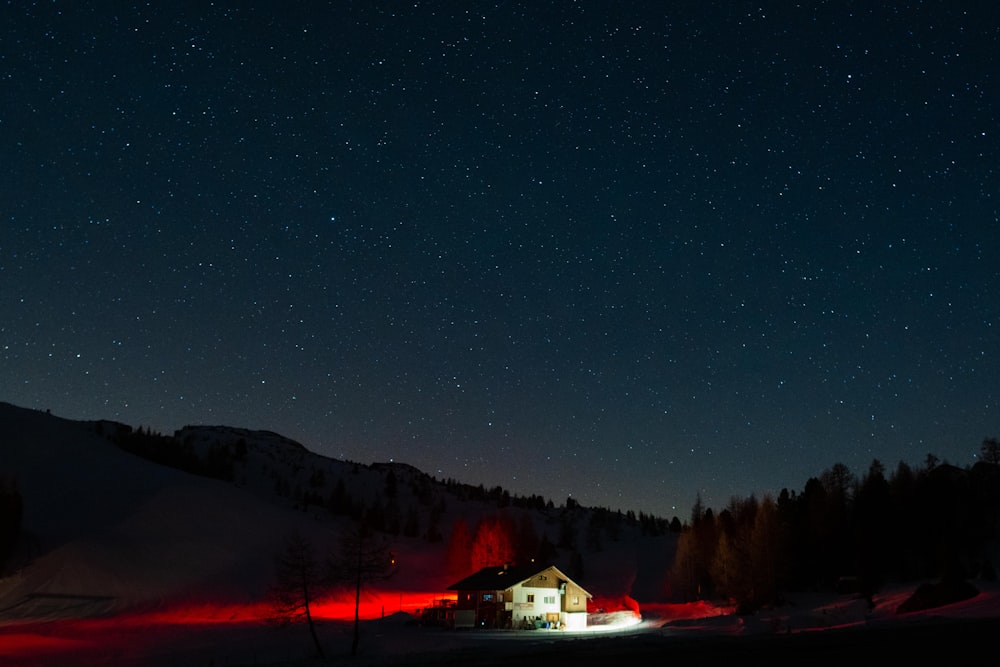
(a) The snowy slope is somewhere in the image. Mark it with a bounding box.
[0,402,674,624]
[0,403,343,619]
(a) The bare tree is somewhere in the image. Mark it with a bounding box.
[269,531,326,659]
[328,524,396,657]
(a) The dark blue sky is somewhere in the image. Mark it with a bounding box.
[2,2,998,518]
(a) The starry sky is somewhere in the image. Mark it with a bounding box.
[2,2,998,518]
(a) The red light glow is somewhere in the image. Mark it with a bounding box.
[312,590,455,620]
[589,594,642,618]
[0,590,455,666]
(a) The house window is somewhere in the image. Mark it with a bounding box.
[526,594,534,603]
[572,596,580,605]
[482,593,493,602]
[544,596,556,604]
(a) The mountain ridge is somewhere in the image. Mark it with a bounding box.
[0,401,674,621]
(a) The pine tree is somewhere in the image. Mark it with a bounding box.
[750,494,781,605]
[671,527,703,601]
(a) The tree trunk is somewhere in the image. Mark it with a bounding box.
[303,580,324,658]
[352,539,362,656]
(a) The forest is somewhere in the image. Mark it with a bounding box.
[669,440,1000,611]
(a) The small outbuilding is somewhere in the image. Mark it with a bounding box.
[447,564,592,630]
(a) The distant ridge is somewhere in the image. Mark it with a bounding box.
[175,424,309,451]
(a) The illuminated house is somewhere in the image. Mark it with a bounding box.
[447,564,592,630]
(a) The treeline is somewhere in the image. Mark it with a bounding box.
[290,466,449,543]
[100,422,243,483]
[439,477,553,512]
[437,479,680,537]
[671,445,1000,611]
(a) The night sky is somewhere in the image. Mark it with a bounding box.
[3,2,998,518]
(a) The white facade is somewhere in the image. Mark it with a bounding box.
[509,585,562,626]
[562,610,587,630]
[507,586,587,629]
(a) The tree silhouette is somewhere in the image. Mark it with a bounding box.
[269,532,326,658]
[446,517,473,577]
[328,523,396,657]
[854,459,892,590]
[471,514,515,569]
[981,437,1000,465]
[710,529,738,602]
[671,504,717,601]
[670,527,701,601]
[671,443,1000,605]
[750,494,782,605]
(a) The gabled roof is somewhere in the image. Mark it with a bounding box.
[447,565,539,591]
[447,564,592,598]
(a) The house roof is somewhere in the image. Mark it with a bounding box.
[447,564,592,597]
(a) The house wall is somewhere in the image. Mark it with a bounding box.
[521,570,561,590]
[510,585,562,625]
[519,567,589,615]
[455,591,475,609]
[455,589,510,628]
[563,611,587,631]
[562,581,588,613]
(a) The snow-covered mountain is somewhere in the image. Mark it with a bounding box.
[0,402,674,622]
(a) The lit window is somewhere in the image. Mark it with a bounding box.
[482,593,493,602]
[572,596,580,605]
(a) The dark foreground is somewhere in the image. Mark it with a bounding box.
[363,617,1000,666]
[4,613,997,666]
